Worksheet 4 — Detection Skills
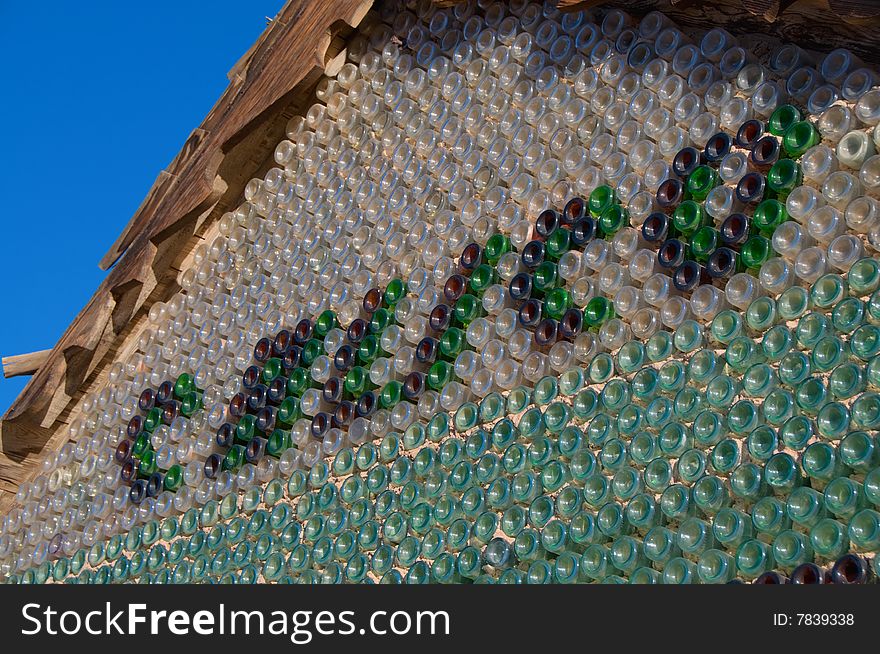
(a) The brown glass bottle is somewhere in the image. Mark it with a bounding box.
[831,554,874,584]
[429,304,453,333]
[703,132,732,164]
[323,377,345,404]
[255,406,276,434]
[334,401,356,427]
[216,423,235,449]
[272,329,292,356]
[245,436,266,464]
[656,178,684,211]
[403,371,426,401]
[521,240,546,269]
[246,385,268,413]
[559,308,584,340]
[293,319,314,346]
[509,272,533,302]
[790,562,827,584]
[672,146,703,179]
[459,243,483,273]
[146,472,165,498]
[750,135,780,169]
[641,212,671,244]
[444,274,468,303]
[267,377,287,405]
[126,415,143,440]
[356,391,378,418]
[707,247,741,280]
[162,400,180,425]
[253,337,273,363]
[736,119,764,150]
[363,288,384,314]
[657,238,686,269]
[535,319,559,347]
[203,453,223,479]
[138,388,156,412]
[753,571,788,584]
[720,213,750,246]
[673,261,709,293]
[120,459,139,484]
[347,319,368,344]
[535,208,560,239]
[156,380,175,405]
[114,440,132,464]
[735,172,766,205]
[229,392,248,420]
[563,197,588,225]
[518,298,543,328]
[571,217,597,248]
[243,365,262,390]
[334,344,356,373]
[416,337,440,364]
[129,480,148,505]
[282,345,302,372]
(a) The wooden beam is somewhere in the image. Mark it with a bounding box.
[555,0,880,62]
[1,351,51,379]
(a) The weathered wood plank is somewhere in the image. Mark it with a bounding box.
[554,0,880,62]
[1,351,52,379]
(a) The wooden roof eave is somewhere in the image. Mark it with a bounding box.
[0,0,374,495]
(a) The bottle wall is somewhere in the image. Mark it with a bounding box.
[2,0,880,584]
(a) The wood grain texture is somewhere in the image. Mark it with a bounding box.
[0,0,374,509]
[556,0,880,62]
[1,351,52,379]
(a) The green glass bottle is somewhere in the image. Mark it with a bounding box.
[697,549,736,584]
[589,184,615,218]
[753,199,788,237]
[741,235,774,270]
[469,264,495,295]
[768,104,801,137]
[301,338,323,366]
[810,518,850,560]
[532,261,559,295]
[690,226,719,261]
[544,287,573,320]
[767,159,801,199]
[384,279,406,307]
[599,205,628,237]
[848,257,880,296]
[546,228,571,259]
[782,121,819,158]
[584,296,615,328]
[369,308,393,334]
[314,310,338,337]
[735,539,774,579]
[484,233,511,265]
[173,373,197,399]
[772,529,813,571]
[687,165,717,201]
[672,200,705,236]
[453,294,484,325]
[777,286,810,322]
[787,487,827,528]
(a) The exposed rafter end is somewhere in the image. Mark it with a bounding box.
[2,350,52,379]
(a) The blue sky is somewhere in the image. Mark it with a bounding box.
[0,1,285,413]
